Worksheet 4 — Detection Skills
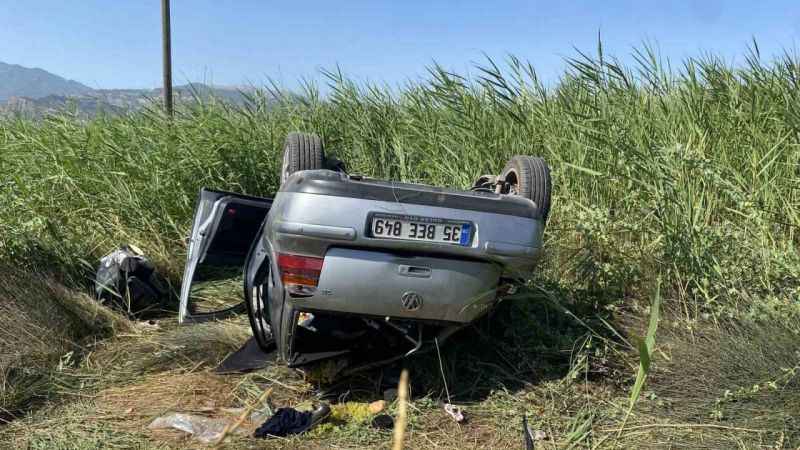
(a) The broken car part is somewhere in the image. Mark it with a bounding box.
[215,336,275,374]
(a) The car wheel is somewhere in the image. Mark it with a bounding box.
[281,132,325,185]
[501,155,552,221]
[243,220,275,351]
[252,283,271,345]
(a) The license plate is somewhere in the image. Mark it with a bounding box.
[369,213,472,246]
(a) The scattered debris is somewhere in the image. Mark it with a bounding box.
[254,408,312,438]
[254,404,331,438]
[523,415,534,450]
[148,413,243,444]
[134,319,160,330]
[249,403,274,425]
[329,402,375,423]
[215,336,275,374]
[368,400,386,414]
[443,403,465,423]
[215,387,273,446]
[371,414,394,430]
[297,312,316,330]
[434,337,465,423]
[94,245,171,317]
[522,415,547,449]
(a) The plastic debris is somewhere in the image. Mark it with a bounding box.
[433,337,464,423]
[297,312,317,331]
[94,245,170,317]
[148,413,241,443]
[522,415,547,449]
[249,403,274,425]
[443,403,465,423]
[216,387,274,445]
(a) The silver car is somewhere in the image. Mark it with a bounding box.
[179,132,551,372]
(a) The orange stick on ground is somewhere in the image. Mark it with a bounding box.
[392,369,409,450]
[214,386,273,447]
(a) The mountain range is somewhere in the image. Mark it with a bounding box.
[0,61,251,116]
[0,62,94,101]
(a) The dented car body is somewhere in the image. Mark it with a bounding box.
[179,133,550,373]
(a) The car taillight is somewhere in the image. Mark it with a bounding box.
[277,253,324,296]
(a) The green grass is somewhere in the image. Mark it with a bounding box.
[1,43,799,448]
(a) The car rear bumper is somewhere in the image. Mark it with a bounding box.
[286,247,501,323]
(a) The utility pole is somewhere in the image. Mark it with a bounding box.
[161,0,173,116]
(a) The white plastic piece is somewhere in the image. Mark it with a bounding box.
[148,413,242,443]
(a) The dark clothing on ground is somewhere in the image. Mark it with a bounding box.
[253,408,312,438]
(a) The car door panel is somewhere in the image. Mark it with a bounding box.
[179,188,272,323]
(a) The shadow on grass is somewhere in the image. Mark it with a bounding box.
[0,265,129,425]
[645,319,800,446]
[411,281,620,402]
[316,279,624,405]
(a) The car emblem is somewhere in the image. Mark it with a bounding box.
[401,291,423,311]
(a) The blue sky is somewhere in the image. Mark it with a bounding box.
[1,1,798,89]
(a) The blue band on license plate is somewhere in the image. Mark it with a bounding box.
[459,224,471,246]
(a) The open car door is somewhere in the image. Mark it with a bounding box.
[179,188,272,323]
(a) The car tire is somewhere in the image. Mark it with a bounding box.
[501,155,552,221]
[281,132,325,185]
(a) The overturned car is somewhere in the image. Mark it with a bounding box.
[179,132,551,373]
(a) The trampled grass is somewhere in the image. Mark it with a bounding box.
[1,44,799,448]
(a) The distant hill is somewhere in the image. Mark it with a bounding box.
[0,62,93,101]
[0,61,255,117]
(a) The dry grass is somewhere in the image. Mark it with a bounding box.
[1,310,797,449]
[86,320,249,381]
[639,319,800,447]
[96,371,239,427]
[0,265,129,421]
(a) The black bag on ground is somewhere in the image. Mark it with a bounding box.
[94,245,170,317]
